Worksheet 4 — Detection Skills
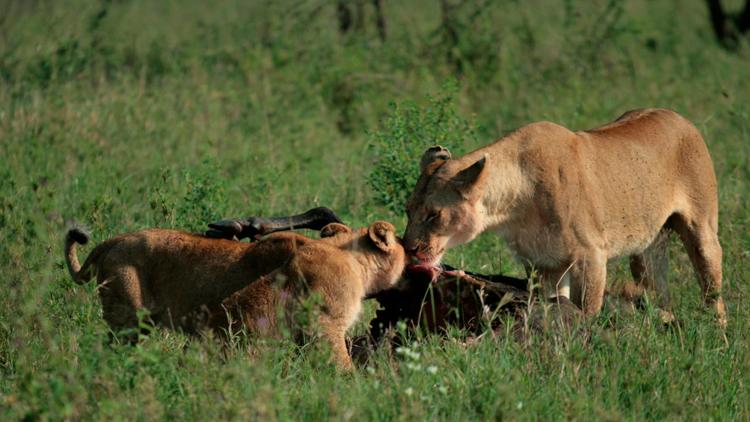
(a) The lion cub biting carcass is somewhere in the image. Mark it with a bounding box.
[64,221,406,368]
[206,222,405,369]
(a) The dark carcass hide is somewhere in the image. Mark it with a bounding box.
[369,265,584,342]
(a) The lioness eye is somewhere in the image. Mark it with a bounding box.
[426,212,439,222]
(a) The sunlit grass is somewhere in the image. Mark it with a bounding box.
[1,0,749,419]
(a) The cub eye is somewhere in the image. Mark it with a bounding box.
[426,211,439,223]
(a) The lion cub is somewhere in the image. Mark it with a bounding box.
[64,221,405,368]
[208,222,406,369]
[65,227,315,337]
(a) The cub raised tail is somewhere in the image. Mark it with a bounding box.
[64,226,98,285]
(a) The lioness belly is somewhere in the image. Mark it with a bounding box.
[579,132,682,259]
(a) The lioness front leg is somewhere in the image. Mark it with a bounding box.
[571,252,608,316]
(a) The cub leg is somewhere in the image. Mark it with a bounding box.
[318,316,353,370]
[98,266,143,343]
[672,215,727,326]
[572,251,608,316]
[629,229,671,309]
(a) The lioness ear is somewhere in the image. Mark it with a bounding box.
[452,155,487,190]
[368,221,396,252]
[420,146,452,173]
[320,223,352,238]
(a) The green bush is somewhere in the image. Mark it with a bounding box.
[367,81,477,214]
[147,159,227,231]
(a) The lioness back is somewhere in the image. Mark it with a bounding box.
[511,108,716,258]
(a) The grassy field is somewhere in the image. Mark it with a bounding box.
[1,0,749,419]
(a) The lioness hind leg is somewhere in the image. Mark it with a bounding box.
[629,229,671,309]
[671,215,726,326]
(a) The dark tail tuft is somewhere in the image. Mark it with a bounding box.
[65,225,94,285]
[68,227,90,245]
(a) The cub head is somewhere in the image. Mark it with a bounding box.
[404,146,488,270]
[321,221,406,291]
[353,221,407,293]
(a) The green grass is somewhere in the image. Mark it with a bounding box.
[1,0,749,419]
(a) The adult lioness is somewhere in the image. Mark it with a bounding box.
[403,108,726,324]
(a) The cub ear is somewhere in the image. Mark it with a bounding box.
[420,145,452,173]
[367,221,397,252]
[452,155,487,190]
[320,223,352,238]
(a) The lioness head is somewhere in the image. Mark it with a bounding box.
[404,146,488,271]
